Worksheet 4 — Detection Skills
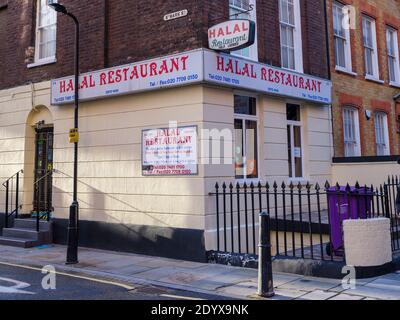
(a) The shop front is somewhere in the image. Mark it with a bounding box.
[0,49,332,261]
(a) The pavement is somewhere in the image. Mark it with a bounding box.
[0,244,399,300]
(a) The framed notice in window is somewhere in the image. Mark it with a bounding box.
[142,126,198,176]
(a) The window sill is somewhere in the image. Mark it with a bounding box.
[27,58,57,69]
[235,178,261,186]
[389,81,400,88]
[288,178,310,186]
[365,75,384,84]
[335,66,357,76]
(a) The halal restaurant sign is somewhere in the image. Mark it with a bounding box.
[208,19,256,51]
[51,49,332,105]
[142,126,198,176]
[51,51,204,105]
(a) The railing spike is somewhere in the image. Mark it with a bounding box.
[325,181,330,189]
[281,181,286,189]
[355,181,360,189]
[265,182,270,190]
[315,183,320,191]
[273,181,278,189]
[297,182,302,190]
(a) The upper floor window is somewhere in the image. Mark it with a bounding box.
[279,0,303,72]
[343,107,361,157]
[229,0,258,61]
[362,15,380,80]
[375,112,390,156]
[35,0,57,63]
[386,27,400,86]
[333,1,352,72]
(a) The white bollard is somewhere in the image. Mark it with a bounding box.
[343,218,392,267]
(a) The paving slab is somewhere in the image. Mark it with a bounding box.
[364,278,400,291]
[279,277,340,291]
[217,282,258,298]
[342,286,400,300]
[298,290,338,300]
[272,288,308,300]
[329,293,364,300]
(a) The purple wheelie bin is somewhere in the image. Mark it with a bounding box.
[326,186,374,256]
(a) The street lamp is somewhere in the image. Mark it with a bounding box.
[48,1,80,265]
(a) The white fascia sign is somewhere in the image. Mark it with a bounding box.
[51,49,332,105]
[208,19,256,52]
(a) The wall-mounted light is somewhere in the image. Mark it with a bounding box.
[365,110,372,121]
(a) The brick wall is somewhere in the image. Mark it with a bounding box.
[327,0,400,157]
[0,6,7,87]
[0,0,329,90]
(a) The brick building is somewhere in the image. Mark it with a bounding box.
[0,0,332,261]
[327,0,400,161]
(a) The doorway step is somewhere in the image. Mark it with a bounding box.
[0,218,53,248]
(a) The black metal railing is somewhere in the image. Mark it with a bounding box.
[2,170,23,228]
[210,177,400,263]
[33,169,53,231]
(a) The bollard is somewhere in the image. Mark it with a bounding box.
[258,211,275,298]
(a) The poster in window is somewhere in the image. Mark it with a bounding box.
[142,126,198,176]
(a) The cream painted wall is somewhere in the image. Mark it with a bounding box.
[0,81,333,254]
[332,162,399,186]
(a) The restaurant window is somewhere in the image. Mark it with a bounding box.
[343,107,361,157]
[333,1,352,72]
[362,15,379,80]
[386,27,400,85]
[229,0,258,60]
[34,0,57,63]
[234,95,258,180]
[287,104,303,179]
[375,112,390,156]
[279,0,303,72]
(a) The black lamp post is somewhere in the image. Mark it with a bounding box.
[48,1,80,265]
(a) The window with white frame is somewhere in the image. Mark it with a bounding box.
[35,0,57,63]
[343,107,361,157]
[234,95,258,180]
[375,112,390,156]
[386,27,400,85]
[362,15,379,79]
[287,104,303,179]
[333,1,352,71]
[279,0,303,72]
[229,0,258,60]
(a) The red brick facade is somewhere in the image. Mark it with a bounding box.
[0,0,329,91]
[328,0,400,157]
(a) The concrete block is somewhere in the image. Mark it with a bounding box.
[343,218,392,267]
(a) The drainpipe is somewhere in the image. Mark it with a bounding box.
[323,0,336,161]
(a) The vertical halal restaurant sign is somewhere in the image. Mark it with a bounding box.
[208,19,256,51]
[142,126,198,176]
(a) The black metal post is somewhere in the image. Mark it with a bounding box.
[15,172,19,219]
[5,180,9,228]
[258,211,274,298]
[66,12,80,265]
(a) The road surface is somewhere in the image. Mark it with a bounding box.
[0,262,230,300]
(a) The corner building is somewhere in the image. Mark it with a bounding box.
[0,0,332,261]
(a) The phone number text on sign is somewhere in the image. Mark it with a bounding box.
[142,126,198,176]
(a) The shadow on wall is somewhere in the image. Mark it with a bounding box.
[51,171,206,262]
